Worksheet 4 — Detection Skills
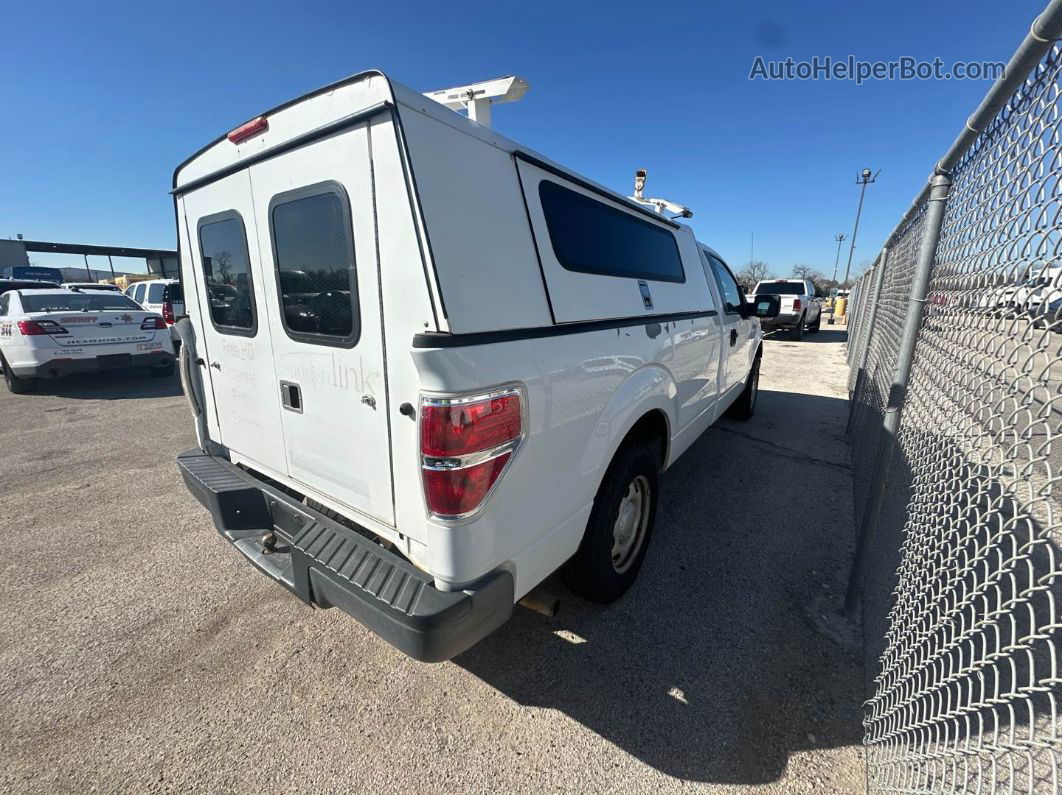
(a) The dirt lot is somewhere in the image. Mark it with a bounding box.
[0,328,864,794]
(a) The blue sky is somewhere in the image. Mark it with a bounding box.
[0,0,1046,278]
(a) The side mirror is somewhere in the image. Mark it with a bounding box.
[742,294,780,319]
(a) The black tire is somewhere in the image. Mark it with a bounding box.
[150,360,176,378]
[791,315,805,340]
[809,311,821,333]
[562,441,659,603]
[725,355,760,421]
[1,353,38,394]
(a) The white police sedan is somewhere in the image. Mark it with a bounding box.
[0,288,175,394]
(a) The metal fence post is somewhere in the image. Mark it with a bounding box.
[845,248,890,433]
[843,172,952,620]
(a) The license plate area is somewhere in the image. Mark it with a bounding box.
[97,353,132,369]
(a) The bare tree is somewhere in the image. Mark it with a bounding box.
[791,264,818,281]
[737,260,772,288]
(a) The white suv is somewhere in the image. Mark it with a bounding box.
[125,278,184,344]
[172,71,781,661]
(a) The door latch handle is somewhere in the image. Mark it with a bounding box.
[280,380,302,413]
[729,329,738,347]
[209,361,221,370]
[638,280,654,310]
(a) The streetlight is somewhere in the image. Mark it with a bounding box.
[831,233,846,284]
[842,168,879,287]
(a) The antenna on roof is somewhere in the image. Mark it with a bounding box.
[629,168,693,220]
[423,76,529,128]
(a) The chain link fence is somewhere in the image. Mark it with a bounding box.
[846,4,1062,791]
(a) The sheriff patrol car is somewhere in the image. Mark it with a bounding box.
[0,288,175,393]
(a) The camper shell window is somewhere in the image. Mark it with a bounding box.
[538,180,685,283]
[197,211,258,336]
[268,182,360,348]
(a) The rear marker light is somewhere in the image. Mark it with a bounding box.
[162,302,175,325]
[792,298,802,311]
[227,116,268,144]
[420,388,523,519]
[141,316,167,330]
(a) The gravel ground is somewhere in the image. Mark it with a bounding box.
[0,327,864,794]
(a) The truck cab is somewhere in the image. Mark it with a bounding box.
[173,70,779,661]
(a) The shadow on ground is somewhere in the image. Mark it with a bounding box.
[25,369,183,400]
[455,389,863,785]
[764,327,849,345]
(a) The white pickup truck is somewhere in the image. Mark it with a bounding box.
[752,279,821,338]
[172,71,781,661]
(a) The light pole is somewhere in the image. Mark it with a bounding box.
[831,233,846,285]
[843,169,878,286]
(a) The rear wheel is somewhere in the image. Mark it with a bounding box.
[791,315,805,340]
[562,441,659,603]
[1,353,38,394]
[726,355,760,421]
[150,360,176,378]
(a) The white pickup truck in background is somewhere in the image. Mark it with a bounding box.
[751,279,822,339]
[172,70,782,662]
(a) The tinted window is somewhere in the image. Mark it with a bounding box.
[270,187,359,345]
[132,283,146,303]
[147,283,165,303]
[166,283,183,303]
[21,293,143,312]
[0,294,8,315]
[539,181,684,283]
[707,255,742,314]
[199,214,256,333]
[756,282,805,296]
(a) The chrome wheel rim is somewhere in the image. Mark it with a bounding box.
[612,475,650,573]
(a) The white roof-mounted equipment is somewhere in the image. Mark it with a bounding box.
[423,76,529,128]
[629,168,693,220]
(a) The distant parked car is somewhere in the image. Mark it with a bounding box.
[62,282,122,292]
[0,279,60,296]
[124,278,185,347]
[0,288,174,393]
[1,266,63,283]
[752,279,822,339]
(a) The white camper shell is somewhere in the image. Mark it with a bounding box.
[174,70,779,661]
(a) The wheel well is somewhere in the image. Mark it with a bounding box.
[622,410,669,468]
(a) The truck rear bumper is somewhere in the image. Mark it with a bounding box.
[177,448,514,662]
[761,311,804,330]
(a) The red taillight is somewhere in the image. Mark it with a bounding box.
[17,320,66,336]
[423,455,512,517]
[141,316,167,330]
[792,298,802,311]
[420,389,523,518]
[162,302,175,324]
[421,394,521,457]
[227,116,268,144]
[17,320,47,336]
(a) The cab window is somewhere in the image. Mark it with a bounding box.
[705,253,743,314]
